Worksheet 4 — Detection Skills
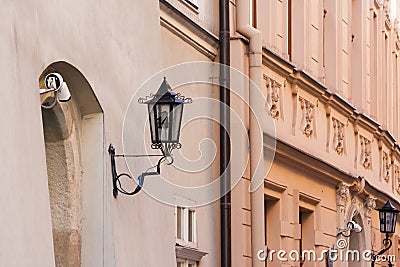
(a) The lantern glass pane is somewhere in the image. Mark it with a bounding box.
[148,104,157,143]
[392,213,398,233]
[157,103,171,142]
[388,212,397,233]
[379,211,386,232]
[386,212,393,233]
[171,104,183,143]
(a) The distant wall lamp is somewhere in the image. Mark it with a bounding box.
[371,200,399,267]
[109,78,191,198]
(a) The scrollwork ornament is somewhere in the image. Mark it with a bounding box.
[265,76,282,119]
[300,97,314,138]
[395,165,400,194]
[138,93,155,104]
[333,118,345,155]
[383,152,391,182]
[360,136,372,170]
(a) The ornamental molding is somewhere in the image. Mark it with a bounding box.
[360,136,372,170]
[265,75,283,120]
[395,164,400,194]
[364,195,377,218]
[336,178,376,219]
[386,18,393,31]
[299,97,315,138]
[383,152,391,182]
[337,183,350,207]
[332,118,345,155]
[375,0,383,9]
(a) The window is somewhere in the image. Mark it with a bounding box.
[299,208,314,267]
[176,206,197,244]
[177,259,198,267]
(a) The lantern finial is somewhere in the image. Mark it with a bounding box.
[156,77,171,96]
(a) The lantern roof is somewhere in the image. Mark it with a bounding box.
[377,200,399,213]
[141,77,185,104]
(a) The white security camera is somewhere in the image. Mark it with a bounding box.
[347,220,362,233]
[57,82,71,102]
[40,72,71,108]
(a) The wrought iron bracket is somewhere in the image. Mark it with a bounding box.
[108,144,166,198]
[371,234,393,267]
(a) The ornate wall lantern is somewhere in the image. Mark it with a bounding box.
[371,200,399,267]
[140,77,186,155]
[108,78,191,198]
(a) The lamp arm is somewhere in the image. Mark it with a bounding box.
[109,144,167,198]
[371,234,393,267]
[336,228,352,237]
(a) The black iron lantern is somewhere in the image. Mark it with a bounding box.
[109,77,191,198]
[371,200,399,267]
[377,200,399,234]
[140,77,191,154]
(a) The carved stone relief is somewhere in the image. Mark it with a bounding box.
[265,76,283,120]
[332,118,345,155]
[364,195,377,218]
[360,136,372,170]
[336,179,376,235]
[299,97,314,138]
[383,152,391,182]
[395,164,400,194]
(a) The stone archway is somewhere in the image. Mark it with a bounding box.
[336,177,376,267]
[40,62,109,267]
[42,99,83,266]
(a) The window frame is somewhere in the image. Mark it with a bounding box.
[177,259,198,267]
[175,205,197,247]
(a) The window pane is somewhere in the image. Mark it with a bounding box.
[188,210,195,242]
[177,262,184,267]
[177,207,184,239]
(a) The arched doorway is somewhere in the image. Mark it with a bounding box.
[348,214,363,267]
[40,62,110,266]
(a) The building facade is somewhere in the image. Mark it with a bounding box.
[2,0,400,267]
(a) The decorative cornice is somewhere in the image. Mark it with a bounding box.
[269,135,400,207]
[159,0,218,60]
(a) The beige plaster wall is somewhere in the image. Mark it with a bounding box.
[0,0,165,266]
[160,24,220,267]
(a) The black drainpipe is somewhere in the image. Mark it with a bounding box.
[219,0,231,266]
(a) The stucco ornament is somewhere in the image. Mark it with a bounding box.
[265,76,282,119]
[350,176,365,195]
[383,152,391,182]
[364,195,377,218]
[360,136,372,169]
[395,165,400,194]
[300,97,314,137]
[337,183,350,207]
[332,118,345,155]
